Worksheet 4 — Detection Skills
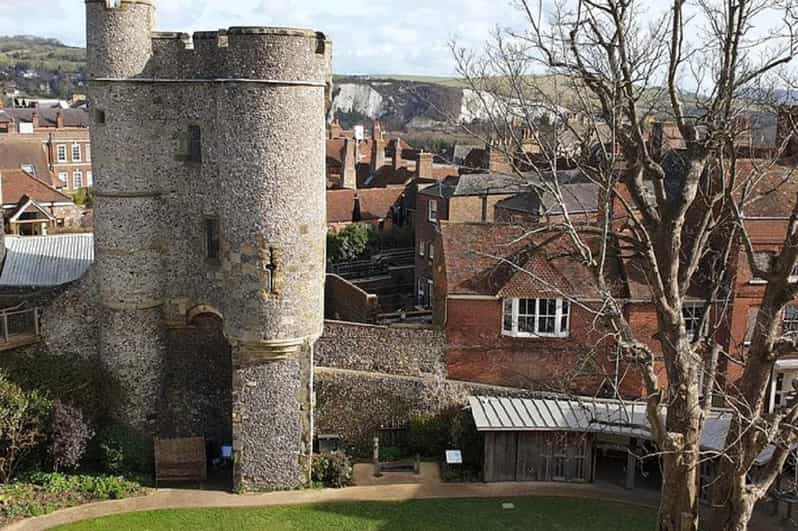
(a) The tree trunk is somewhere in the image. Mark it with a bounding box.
[655,324,703,531]
[657,424,701,530]
[708,475,756,531]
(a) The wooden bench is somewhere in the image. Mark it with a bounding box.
[154,437,207,487]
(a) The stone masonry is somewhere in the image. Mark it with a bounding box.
[86,0,332,490]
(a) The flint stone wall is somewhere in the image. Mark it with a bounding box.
[314,367,540,455]
[315,320,447,378]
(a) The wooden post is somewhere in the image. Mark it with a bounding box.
[2,313,8,343]
[34,308,40,336]
[625,439,636,490]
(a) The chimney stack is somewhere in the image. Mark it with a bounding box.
[31,111,39,130]
[371,125,386,173]
[56,111,64,129]
[416,151,433,180]
[392,138,404,171]
[342,138,357,190]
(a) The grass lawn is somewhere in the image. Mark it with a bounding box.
[55,497,654,530]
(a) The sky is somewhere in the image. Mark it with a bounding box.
[0,0,522,76]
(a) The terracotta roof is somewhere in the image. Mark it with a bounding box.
[1,169,72,205]
[440,223,622,299]
[0,138,52,184]
[736,161,798,219]
[326,186,405,224]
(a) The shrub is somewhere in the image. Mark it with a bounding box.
[407,412,451,459]
[0,351,115,426]
[96,424,152,477]
[379,446,402,462]
[49,401,94,472]
[311,451,353,488]
[27,472,140,500]
[326,223,378,264]
[0,374,52,483]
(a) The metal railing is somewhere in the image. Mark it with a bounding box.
[0,304,40,343]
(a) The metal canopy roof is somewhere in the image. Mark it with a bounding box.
[469,395,775,465]
[0,234,94,288]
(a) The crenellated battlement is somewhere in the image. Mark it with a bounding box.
[139,27,331,83]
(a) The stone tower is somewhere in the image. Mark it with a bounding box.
[86,0,331,490]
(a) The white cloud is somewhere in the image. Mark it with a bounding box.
[0,0,520,75]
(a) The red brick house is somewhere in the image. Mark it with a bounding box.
[433,222,635,396]
[431,161,798,404]
[0,108,92,192]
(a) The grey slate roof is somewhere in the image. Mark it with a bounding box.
[468,395,774,465]
[0,234,94,287]
[496,183,601,216]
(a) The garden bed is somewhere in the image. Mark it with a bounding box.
[0,473,144,526]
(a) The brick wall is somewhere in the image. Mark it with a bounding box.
[324,274,379,323]
[448,194,514,223]
[444,297,641,397]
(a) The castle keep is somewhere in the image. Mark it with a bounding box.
[85,0,332,490]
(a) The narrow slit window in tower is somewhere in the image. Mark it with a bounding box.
[189,125,202,163]
[205,217,220,260]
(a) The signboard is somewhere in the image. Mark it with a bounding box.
[445,450,463,464]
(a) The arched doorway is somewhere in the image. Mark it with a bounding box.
[160,309,233,489]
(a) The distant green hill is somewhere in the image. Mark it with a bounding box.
[0,35,85,73]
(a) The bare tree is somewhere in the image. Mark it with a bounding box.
[452,1,798,529]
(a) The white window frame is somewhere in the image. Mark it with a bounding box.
[71,143,81,162]
[784,305,798,336]
[85,144,91,162]
[57,172,68,185]
[73,170,83,189]
[428,199,438,222]
[86,171,93,187]
[428,242,434,262]
[418,239,425,257]
[502,297,570,338]
[683,303,707,340]
[56,144,67,163]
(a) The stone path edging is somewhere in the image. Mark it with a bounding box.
[5,481,658,530]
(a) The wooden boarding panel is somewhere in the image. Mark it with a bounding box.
[484,432,518,482]
[154,437,207,484]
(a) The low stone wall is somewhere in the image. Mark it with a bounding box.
[316,320,447,378]
[314,367,540,455]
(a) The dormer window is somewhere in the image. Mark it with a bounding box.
[502,298,570,338]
